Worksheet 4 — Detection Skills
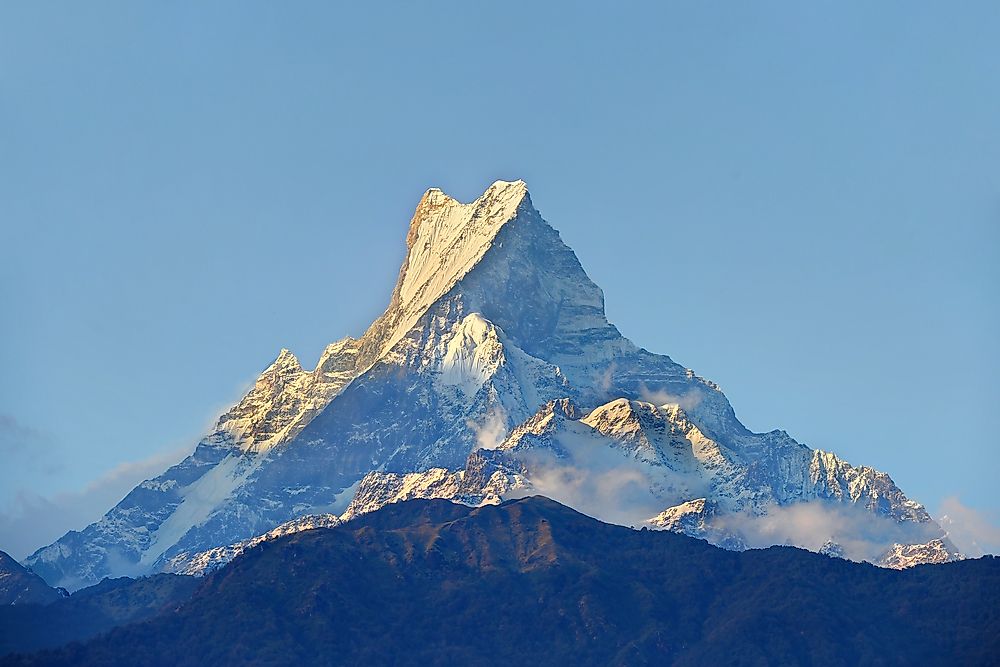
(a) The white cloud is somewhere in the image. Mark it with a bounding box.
[505,431,711,528]
[598,362,616,396]
[467,406,508,451]
[937,496,1000,557]
[711,501,945,562]
[638,383,704,412]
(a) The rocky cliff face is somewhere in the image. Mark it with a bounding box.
[24,180,958,587]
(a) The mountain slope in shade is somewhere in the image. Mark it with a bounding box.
[23,180,958,588]
[0,551,61,606]
[0,574,197,657]
[4,498,998,667]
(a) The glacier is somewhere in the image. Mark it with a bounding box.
[24,180,959,588]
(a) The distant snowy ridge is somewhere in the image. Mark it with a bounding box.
[164,514,341,576]
[24,180,959,588]
[331,397,951,565]
[875,539,959,569]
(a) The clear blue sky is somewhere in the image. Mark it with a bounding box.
[2,2,998,558]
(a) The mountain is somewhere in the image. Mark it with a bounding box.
[0,551,62,606]
[0,574,197,657]
[23,180,958,588]
[162,514,340,576]
[876,538,956,569]
[5,497,997,666]
[344,397,949,564]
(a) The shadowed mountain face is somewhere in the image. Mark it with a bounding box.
[0,551,61,606]
[0,574,197,657]
[24,181,955,589]
[4,497,997,667]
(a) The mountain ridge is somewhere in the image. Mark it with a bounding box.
[23,180,958,589]
[6,497,997,667]
[0,551,62,606]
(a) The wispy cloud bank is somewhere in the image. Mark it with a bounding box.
[506,433,710,528]
[0,445,191,560]
[638,384,704,412]
[713,502,944,562]
[0,414,63,475]
[938,497,1000,557]
[467,406,508,451]
[0,414,52,449]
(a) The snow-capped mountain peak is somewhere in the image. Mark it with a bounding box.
[875,539,960,569]
[23,179,960,589]
[580,398,688,454]
[362,179,533,369]
[401,180,528,307]
[270,348,302,372]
